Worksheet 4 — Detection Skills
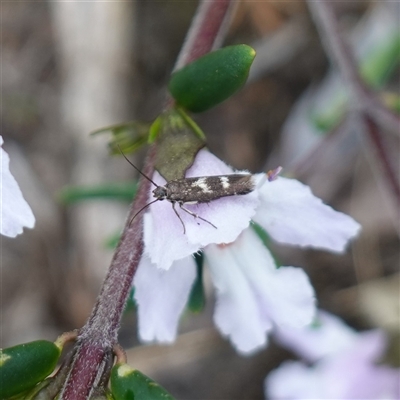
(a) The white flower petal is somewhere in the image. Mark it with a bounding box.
[254,177,361,253]
[262,266,316,329]
[144,195,199,269]
[1,137,35,237]
[229,228,316,330]
[206,228,315,354]
[206,242,271,355]
[145,149,259,269]
[133,255,196,343]
[185,193,258,247]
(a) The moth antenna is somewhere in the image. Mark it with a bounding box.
[129,198,160,226]
[116,144,159,188]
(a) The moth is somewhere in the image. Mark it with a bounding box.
[120,149,256,233]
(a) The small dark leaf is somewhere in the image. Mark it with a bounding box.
[154,108,206,181]
[187,252,205,313]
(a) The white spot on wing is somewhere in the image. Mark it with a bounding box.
[194,177,212,193]
[220,176,230,189]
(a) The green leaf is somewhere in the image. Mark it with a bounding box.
[111,363,175,400]
[187,252,205,313]
[58,182,137,205]
[154,108,206,181]
[0,340,61,399]
[168,44,256,112]
[91,121,150,155]
[148,116,163,143]
[360,35,400,88]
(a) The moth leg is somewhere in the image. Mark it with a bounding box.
[172,202,186,234]
[179,204,217,230]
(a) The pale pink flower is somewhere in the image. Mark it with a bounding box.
[266,322,400,399]
[134,150,360,353]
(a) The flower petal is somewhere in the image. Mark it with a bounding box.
[266,328,400,400]
[229,228,316,329]
[254,177,361,253]
[1,137,35,237]
[206,228,316,354]
[261,266,316,329]
[206,241,271,354]
[133,255,196,343]
[144,149,259,269]
[265,361,322,399]
[144,196,199,270]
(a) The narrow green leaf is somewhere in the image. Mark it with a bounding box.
[111,363,175,400]
[91,121,150,155]
[187,252,205,313]
[360,35,400,88]
[58,182,137,205]
[168,44,256,112]
[148,116,163,143]
[0,340,60,399]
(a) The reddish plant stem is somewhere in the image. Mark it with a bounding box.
[307,0,400,206]
[61,1,234,398]
[61,146,155,399]
[174,0,233,70]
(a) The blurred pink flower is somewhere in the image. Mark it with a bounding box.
[266,323,400,399]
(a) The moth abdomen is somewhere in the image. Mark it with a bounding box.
[164,174,255,204]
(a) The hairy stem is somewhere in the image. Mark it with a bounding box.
[61,1,234,398]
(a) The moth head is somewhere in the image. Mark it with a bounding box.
[153,186,168,200]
